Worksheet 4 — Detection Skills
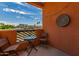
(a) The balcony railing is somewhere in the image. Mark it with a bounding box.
[16,30,36,42]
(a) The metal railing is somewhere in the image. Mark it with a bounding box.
[16,30,36,42]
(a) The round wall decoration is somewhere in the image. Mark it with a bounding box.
[56,14,70,27]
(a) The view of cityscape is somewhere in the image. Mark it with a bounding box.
[0,23,41,30]
[0,2,42,30]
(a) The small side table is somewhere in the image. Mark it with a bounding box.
[24,37,38,56]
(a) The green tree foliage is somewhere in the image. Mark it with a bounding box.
[0,23,15,29]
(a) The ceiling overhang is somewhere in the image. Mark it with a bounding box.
[27,2,44,9]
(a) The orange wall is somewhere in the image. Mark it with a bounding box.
[0,30,17,44]
[43,2,79,55]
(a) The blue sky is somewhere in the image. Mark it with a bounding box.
[0,2,42,26]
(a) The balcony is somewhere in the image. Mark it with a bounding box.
[0,2,79,56]
[0,29,69,56]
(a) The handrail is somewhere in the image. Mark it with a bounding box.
[16,29,36,32]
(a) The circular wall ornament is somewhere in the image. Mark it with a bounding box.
[56,14,70,27]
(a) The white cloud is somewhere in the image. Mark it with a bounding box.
[15,2,32,8]
[15,2,27,6]
[3,8,33,15]
[16,2,42,10]
[0,21,19,26]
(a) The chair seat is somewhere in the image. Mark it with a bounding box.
[3,41,28,52]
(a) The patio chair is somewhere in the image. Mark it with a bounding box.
[35,29,48,48]
[0,38,29,56]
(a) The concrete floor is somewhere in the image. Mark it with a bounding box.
[18,46,69,56]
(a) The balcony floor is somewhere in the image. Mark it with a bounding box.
[18,46,69,56]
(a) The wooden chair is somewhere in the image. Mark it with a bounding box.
[0,38,29,56]
[35,29,48,47]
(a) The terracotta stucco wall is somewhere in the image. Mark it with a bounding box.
[0,30,16,44]
[43,2,79,55]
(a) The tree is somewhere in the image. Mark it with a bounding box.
[0,23,5,26]
[0,24,15,29]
